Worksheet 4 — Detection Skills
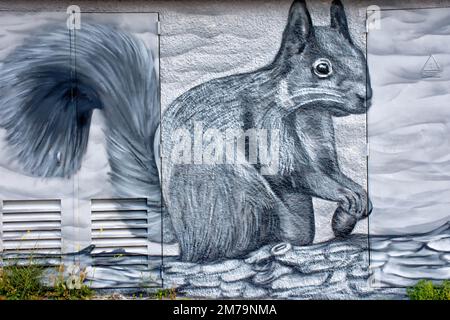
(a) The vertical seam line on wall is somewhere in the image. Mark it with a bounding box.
[69,21,81,258]
[365,9,372,270]
[74,22,81,261]
[158,13,164,289]
[68,25,73,256]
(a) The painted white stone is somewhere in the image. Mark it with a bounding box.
[428,238,450,252]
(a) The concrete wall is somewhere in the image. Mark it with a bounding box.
[0,0,448,298]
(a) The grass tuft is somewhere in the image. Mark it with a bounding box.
[0,259,93,300]
[407,280,450,300]
[154,287,177,300]
[0,262,45,300]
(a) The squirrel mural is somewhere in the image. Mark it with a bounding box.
[0,0,372,263]
[161,0,373,262]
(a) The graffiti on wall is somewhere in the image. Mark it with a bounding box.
[161,0,372,262]
[2,0,444,298]
[0,12,164,288]
[0,19,160,197]
[0,0,382,298]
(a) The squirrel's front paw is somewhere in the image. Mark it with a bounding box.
[336,187,370,219]
[332,187,372,238]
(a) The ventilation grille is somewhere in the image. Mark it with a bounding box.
[88,198,164,288]
[91,198,150,257]
[1,200,62,263]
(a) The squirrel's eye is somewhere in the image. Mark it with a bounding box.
[313,58,333,78]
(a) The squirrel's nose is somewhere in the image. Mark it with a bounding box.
[356,85,372,102]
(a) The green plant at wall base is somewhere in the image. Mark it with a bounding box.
[154,287,177,300]
[49,281,93,300]
[0,262,93,300]
[407,280,450,300]
[0,263,46,300]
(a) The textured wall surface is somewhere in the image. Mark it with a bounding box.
[368,6,450,234]
[0,0,449,299]
[367,6,450,288]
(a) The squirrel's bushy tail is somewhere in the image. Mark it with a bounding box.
[0,24,168,241]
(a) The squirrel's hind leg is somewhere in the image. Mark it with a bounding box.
[166,164,277,263]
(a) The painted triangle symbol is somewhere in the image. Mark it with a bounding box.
[422,55,441,71]
[421,55,442,78]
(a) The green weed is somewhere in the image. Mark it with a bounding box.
[407,280,450,300]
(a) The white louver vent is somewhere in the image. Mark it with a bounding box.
[88,198,163,289]
[1,200,62,256]
[91,198,150,256]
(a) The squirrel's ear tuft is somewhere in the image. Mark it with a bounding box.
[330,0,352,42]
[279,0,313,56]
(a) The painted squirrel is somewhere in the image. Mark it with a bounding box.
[0,0,372,263]
[160,0,373,262]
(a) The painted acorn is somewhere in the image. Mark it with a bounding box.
[332,199,373,237]
[332,206,358,238]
